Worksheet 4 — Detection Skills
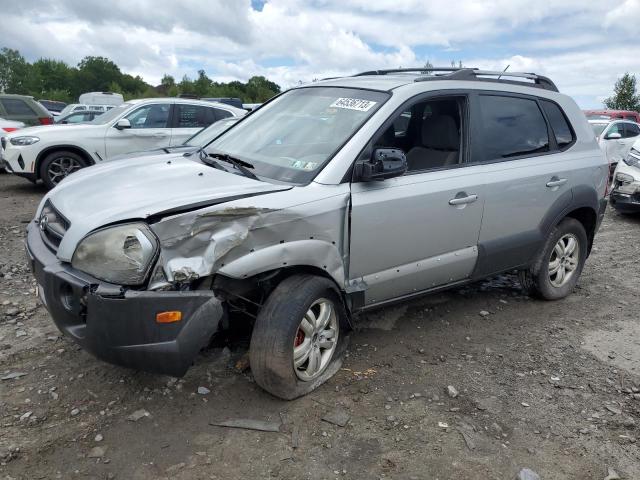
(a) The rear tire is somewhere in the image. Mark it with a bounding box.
[39,150,88,189]
[249,274,349,400]
[518,217,588,300]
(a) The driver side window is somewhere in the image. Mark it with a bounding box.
[372,96,465,173]
[605,123,623,138]
[125,104,170,129]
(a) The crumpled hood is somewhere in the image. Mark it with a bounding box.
[40,153,291,261]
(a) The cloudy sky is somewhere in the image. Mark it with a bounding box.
[3,0,639,108]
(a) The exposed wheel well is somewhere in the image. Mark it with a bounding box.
[212,265,352,323]
[563,206,597,255]
[35,146,95,180]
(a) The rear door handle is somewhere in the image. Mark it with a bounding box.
[449,194,478,206]
[546,178,567,188]
[153,132,168,138]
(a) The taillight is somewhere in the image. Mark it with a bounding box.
[2,127,18,132]
[38,117,53,125]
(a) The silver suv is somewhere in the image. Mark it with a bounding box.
[26,68,608,399]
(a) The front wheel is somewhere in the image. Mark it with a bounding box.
[39,150,88,189]
[519,217,588,300]
[249,274,349,400]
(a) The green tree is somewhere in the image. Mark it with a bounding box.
[604,73,640,111]
[72,56,122,97]
[0,48,32,93]
[193,69,212,97]
[31,58,72,96]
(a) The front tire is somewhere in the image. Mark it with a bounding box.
[249,274,349,400]
[39,150,88,189]
[519,217,588,300]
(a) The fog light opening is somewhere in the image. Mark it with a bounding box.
[59,282,75,311]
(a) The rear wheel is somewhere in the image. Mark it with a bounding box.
[249,274,349,400]
[519,217,588,300]
[40,150,88,189]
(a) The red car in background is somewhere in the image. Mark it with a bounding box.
[585,109,640,123]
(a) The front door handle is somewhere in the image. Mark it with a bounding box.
[546,178,567,188]
[449,194,478,206]
[152,132,168,138]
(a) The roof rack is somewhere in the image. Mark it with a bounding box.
[353,68,559,92]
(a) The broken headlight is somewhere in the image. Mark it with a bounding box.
[72,223,158,285]
[616,172,635,184]
[623,148,640,168]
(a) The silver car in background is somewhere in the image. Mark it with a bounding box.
[26,68,608,399]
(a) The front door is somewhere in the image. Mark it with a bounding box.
[104,103,172,159]
[349,94,484,306]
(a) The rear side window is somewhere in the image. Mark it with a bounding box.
[215,108,233,120]
[1,98,36,115]
[624,123,640,138]
[175,104,217,128]
[478,95,549,161]
[540,100,574,148]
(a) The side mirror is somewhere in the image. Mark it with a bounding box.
[115,118,131,130]
[606,132,622,140]
[355,148,407,181]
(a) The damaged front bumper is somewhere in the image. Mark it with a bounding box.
[610,189,640,213]
[26,221,224,377]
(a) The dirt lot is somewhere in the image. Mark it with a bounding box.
[1,172,639,480]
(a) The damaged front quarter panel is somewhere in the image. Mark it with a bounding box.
[149,185,352,289]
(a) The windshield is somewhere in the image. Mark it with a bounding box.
[185,118,239,146]
[206,87,389,183]
[590,123,607,137]
[87,103,134,125]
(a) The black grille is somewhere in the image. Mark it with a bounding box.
[38,201,70,252]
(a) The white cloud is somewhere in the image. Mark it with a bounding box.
[1,0,638,107]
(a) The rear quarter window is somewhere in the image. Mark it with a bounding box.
[540,100,575,148]
[1,98,36,115]
[477,95,549,161]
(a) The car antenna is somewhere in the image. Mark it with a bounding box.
[497,64,510,80]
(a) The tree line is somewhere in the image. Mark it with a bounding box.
[605,73,640,112]
[0,47,281,104]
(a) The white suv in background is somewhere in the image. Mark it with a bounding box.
[1,98,246,188]
[589,119,640,173]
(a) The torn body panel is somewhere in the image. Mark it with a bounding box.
[150,184,352,288]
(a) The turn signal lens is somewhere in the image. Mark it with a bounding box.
[156,311,182,323]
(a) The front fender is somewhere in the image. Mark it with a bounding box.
[217,239,346,288]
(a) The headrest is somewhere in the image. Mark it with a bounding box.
[421,115,459,150]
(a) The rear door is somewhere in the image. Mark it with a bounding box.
[169,104,228,146]
[349,93,485,306]
[104,103,172,158]
[472,94,578,276]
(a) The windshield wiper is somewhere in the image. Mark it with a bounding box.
[207,151,259,181]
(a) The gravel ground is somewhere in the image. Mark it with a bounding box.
[1,172,639,480]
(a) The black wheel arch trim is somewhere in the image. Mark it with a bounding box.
[473,186,601,279]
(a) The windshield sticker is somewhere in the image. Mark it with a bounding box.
[330,98,377,112]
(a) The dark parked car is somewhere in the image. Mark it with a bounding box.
[202,97,244,109]
[0,94,53,126]
[39,100,68,115]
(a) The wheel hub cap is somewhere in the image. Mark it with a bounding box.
[548,233,579,288]
[293,298,339,382]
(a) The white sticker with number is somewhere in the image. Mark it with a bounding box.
[330,98,377,112]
